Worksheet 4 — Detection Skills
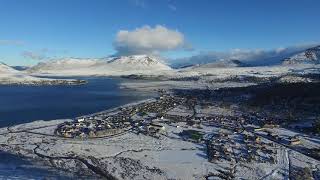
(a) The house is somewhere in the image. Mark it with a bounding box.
[89,131,96,137]
[77,118,85,123]
[148,123,166,134]
[289,137,301,145]
[79,132,87,139]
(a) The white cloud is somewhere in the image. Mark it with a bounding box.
[113,25,189,55]
[173,43,318,66]
[0,40,25,46]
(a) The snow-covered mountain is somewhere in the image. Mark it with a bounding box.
[28,58,101,73]
[0,62,82,85]
[283,45,320,65]
[28,55,172,76]
[0,62,18,74]
[108,55,171,70]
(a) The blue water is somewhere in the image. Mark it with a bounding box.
[0,77,154,127]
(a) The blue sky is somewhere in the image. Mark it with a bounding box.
[0,0,319,65]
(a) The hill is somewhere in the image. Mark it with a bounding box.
[28,55,172,76]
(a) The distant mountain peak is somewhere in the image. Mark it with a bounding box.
[283,45,320,65]
[106,54,171,71]
[110,55,165,65]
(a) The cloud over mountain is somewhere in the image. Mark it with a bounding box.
[113,25,189,56]
[173,43,318,67]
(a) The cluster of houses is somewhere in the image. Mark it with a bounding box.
[254,124,303,147]
[200,115,245,131]
[141,95,185,114]
[56,93,184,139]
[56,117,131,138]
[135,121,167,138]
[115,94,185,121]
[206,130,276,163]
[196,114,278,164]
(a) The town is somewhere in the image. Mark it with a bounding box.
[53,82,320,179]
[56,92,186,138]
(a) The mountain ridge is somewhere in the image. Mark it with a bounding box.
[282,45,320,65]
[0,62,18,73]
[27,55,172,76]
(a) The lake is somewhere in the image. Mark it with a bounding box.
[0,77,154,128]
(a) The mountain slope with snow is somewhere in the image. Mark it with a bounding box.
[0,62,83,85]
[0,62,19,74]
[283,45,320,65]
[28,55,172,76]
[0,62,45,84]
[28,58,101,74]
[108,55,171,70]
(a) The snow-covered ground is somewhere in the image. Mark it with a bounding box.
[1,114,319,179]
